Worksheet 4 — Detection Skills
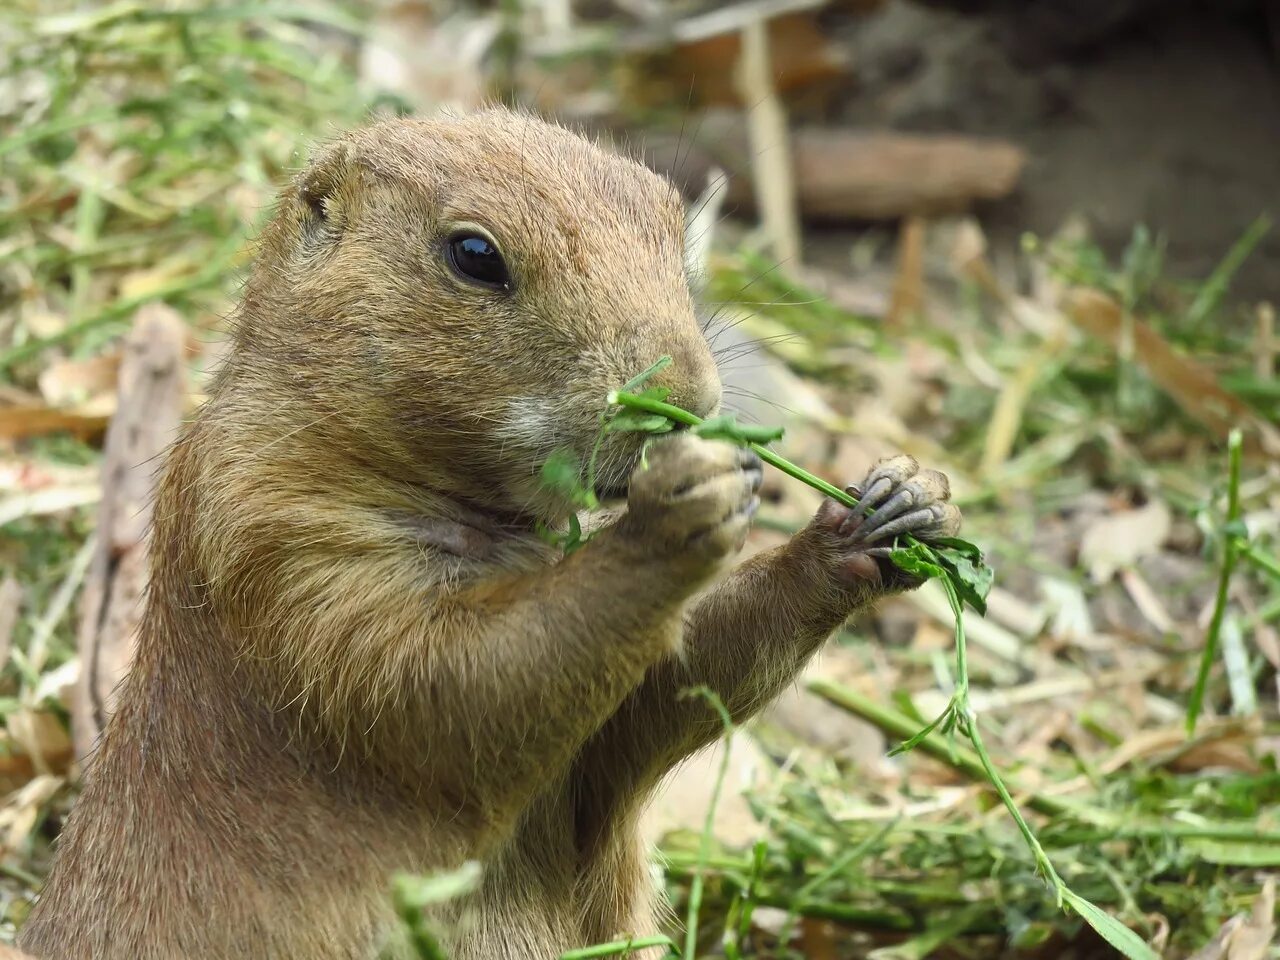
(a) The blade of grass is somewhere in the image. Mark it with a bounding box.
[1187,216,1270,325]
[680,686,736,960]
[1187,429,1244,734]
[559,937,678,959]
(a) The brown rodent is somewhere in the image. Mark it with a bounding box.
[18,108,960,960]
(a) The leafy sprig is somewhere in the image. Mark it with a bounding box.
[537,356,1157,960]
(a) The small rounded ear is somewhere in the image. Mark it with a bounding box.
[297,140,356,242]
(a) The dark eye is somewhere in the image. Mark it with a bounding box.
[446,232,511,290]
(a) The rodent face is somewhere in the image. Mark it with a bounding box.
[245,110,720,520]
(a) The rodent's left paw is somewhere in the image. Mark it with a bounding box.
[809,454,961,589]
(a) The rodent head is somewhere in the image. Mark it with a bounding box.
[234,108,720,523]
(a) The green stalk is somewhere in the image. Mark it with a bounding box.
[1187,429,1244,734]
[558,937,677,959]
[808,679,1072,820]
[681,687,735,960]
[608,391,858,508]
[1241,544,1280,583]
[959,714,1064,901]
[774,820,897,947]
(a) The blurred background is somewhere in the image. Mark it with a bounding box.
[1,1,1279,957]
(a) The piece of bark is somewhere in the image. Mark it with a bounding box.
[632,120,1027,221]
[71,304,186,767]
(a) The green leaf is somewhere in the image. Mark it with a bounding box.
[1060,889,1159,960]
[1186,837,1280,866]
[887,703,952,757]
[604,412,675,435]
[632,385,672,404]
[539,451,594,508]
[930,536,983,560]
[888,542,946,581]
[933,544,994,616]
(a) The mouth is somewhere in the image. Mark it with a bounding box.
[592,481,630,504]
[584,437,646,506]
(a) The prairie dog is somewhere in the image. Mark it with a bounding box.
[19,109,960,959]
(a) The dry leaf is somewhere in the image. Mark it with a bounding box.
[660,12,850,110]
[1040,577,1098,647]
[0,774,63,859]
[1187,876,1276,960]
[21,311,66,340]
[798,918,840,960]
[0,484,101,527]
[0,459,97,495]
[6,709,73,777]
[1078,500,1172,583]
[37,351,121,409]
[117,258,197,301]
[1118,567,1176,633]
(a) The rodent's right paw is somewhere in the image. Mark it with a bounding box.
[618,434,763,568]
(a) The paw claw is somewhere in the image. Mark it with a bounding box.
[861,505,945,544]
[856,486,919,536]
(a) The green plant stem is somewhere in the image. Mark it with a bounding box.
[1187,429,1244,734]
[682,688,735,960]
[811,679,1280,844]
[959,713,1063,900]
[614,382,1158,958]
[942,578,969,703]
[661,862,920,932]
[1241,544,1280,583]
[774,820,897,947]
[558,937,677,959]
[727,841,767,957]
[0,109,118,160]
[608,391,857,508]
[395,904,449,960]
[808,679,1071,819]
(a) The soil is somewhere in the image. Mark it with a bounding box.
[812,0,1280,300]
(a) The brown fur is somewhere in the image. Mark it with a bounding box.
[19,109,958,959]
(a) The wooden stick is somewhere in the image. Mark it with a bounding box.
[631,122,1026,222]
[72,303,186,767]
[734,20,802,264]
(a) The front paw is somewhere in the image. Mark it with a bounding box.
[617,433,763,573]
[804,455,961,591]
